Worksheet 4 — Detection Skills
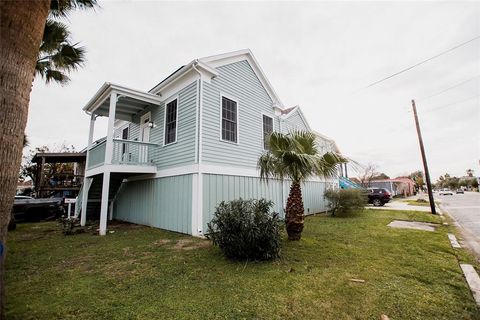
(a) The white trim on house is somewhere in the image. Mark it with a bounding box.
[191,173,200,236]
[261,112,274,150]
[163,95,179,147]
[219,93,240,145]
[121,162,339,183]
[149,61,218,96]
[85,163,157,177]
[83,82,162,114]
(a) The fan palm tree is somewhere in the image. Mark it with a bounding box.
[36,19,86,84]
[258,131,346,240]
[36,0,97,84]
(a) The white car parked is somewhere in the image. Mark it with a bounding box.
[439,188,454,196]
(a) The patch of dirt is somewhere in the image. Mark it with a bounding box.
[172,239,211,251]
[152,239,171,246]
[123,247,134,257]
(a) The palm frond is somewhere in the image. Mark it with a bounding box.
[40,19,70,53]
[51,43,85,70]
[258,130,347,184]
[45,69,70,85]
[50,0,98,18]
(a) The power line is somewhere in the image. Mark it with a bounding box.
[418,75,480,101]
[423,94,480,113]
[365,35,480,88]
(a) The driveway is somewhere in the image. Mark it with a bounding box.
[438,192,480,259]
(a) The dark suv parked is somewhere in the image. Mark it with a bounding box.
[367,188,391,206]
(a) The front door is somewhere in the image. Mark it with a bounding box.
[139,113,151,163]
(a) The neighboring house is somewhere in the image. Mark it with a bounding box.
[79,49,340,236]
[369,178,416,197]
[32,152,86,198]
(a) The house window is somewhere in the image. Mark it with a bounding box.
[164,99,177,145]
[221,96,237,143]
[262,115,273,149]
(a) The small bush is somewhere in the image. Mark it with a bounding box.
[416,198,428,203]
[206,198,281,261]
[324,188,368,216]
[58,216,84,236]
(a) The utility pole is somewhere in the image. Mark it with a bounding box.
[411,99,436,215]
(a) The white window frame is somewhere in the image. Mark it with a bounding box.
[219,93,239,145]
[163,95,179,146]
[261,113,274,150]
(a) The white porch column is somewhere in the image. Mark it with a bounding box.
[104,92,117,165]
[191,173,204,236]
[98,93,116,235]
[99,171,110,236]
[80,114,96,226]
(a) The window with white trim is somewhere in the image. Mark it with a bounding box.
[221,96,237,143]
[164,99,177,145]
[262,115,273,150]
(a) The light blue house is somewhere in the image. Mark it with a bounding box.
[78,49,340,236]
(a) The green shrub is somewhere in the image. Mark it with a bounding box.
[206,198,281,261]
[58,216,84,236]
[324,188,368,216]
[416,198,428,203]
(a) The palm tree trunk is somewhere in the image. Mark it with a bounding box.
[285,182,304,240]
[0,1,50,317]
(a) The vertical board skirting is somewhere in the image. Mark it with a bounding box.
[202,173,330,233]
[114,174,193,234]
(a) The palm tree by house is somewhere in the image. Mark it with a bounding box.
[36,19,86,85]
[258,131,346,240]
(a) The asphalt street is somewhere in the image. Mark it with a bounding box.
[437,192,480,258]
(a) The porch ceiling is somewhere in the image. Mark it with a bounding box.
[83,82,162,121]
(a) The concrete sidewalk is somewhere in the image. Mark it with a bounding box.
[366,200,434,212]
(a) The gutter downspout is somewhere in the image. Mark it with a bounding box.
[192,60,203,236]
[192,60,203,165]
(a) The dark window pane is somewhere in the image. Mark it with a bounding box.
[221,96,237,142]
[165,99,177,144]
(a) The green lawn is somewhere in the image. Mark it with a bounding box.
[404,200,431,207]
[6,209,480,320]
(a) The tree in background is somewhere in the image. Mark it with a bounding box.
[466,169,474,178]
[357,164,389,187]
[0,1,97,316]
[409,170,424,191]
[258,131,346,240]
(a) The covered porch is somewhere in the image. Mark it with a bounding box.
[80,83,162,235]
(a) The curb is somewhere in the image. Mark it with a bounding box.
[460,264,480,307]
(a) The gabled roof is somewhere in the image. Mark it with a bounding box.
[280,105,311,131]
[281,106,296,115]
[199,49,283,106]
[148,49,284,107]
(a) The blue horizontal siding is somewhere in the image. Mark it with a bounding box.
[202,60,275,169]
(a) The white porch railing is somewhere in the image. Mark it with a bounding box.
[112,139,158,165]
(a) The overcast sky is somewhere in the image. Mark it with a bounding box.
[26,1,480,180]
